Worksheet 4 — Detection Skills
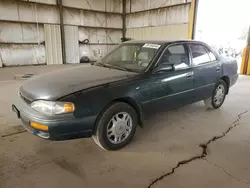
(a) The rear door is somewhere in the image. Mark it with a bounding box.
[189,43,222,101]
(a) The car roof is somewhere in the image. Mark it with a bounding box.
[124,39,203,45]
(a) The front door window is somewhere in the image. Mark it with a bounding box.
[158,44,190,70]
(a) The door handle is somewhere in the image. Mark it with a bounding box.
[186,72,193,79]
[216,67,221,72]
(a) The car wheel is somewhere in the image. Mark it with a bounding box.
[204,79,227,109]
[93,102,138,150]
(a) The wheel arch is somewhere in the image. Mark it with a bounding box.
[94,97,143,131]
[220,76,230,94]
[113,97,143,127]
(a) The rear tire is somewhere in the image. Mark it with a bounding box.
[93,102,138,150]
[204,79,227,109]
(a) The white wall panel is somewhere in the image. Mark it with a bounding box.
[64,25,79,64]
[125,0,131,13]
[126,5,190,28]
[126,24,189,40]
[79,28,122,44]
[0,44,45,66]
[0,1,59,24]
[0,22,44,43]
[63,8,122,28]
[105,0,123,13]
[79,44,117,61]
[0,1,19,21]
[19,0,123,12]
[63,0,122,13]
[0,0,123,67]
[44,24,62,65]
[126,0,187,13]
[125,0,191,40]
[0,1,122,26]
[0,53,3,67]
[18,3,59,24]
[20,0,57,5]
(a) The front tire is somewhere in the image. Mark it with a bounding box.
[93,102,138,150]
[204,79,227,109]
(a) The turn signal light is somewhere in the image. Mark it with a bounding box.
[30,122,49,131]
[64,103,75,113]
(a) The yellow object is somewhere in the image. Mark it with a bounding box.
[188,0,196,39]
[247,53,250,75]
[64,103,75,113]
[240,46,249,75]
[134,51,137,58]
[30,122,49,131]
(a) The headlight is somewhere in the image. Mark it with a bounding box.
[31,100,75,115]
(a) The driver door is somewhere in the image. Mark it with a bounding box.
[144,43,195,113]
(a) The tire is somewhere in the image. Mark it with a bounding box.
[92,102,138,150]
[204,79,227,109]
[80,56,90,63]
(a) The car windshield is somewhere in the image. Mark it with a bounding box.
[94,43,162,73]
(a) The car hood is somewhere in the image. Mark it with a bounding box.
[20,65,138,101]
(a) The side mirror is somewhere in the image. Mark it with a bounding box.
[154,63,175,73]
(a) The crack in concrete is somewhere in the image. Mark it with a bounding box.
[1,130,27,138]
[203,158,249,184]
[148,110,249,188]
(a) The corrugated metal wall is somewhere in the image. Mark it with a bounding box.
[0,44,45,66]
[79,44,117,61]
[79,28,121,44]
[62,0,122,12]
[126,0,192,40]
[126,24,189,40]
[0,22,44,43]
[64,25,79,64]
[0,1,59,24]
[0,53,2,67]
[44,24,63,65]
[0,20,45,66]
[79,27,120,61]
[0,0,193,67]
[20,0,56,4]
[63,8,122,28]
[0,0,123,67]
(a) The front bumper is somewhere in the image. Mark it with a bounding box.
[12,97,95,140]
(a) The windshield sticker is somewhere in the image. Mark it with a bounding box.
[143,44,161,49]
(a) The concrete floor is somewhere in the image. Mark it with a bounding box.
[0,65,250,188]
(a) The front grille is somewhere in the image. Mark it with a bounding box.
[19,93,32,104]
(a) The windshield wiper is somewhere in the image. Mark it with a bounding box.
[107,64,129,71]
[95,62,135,72]
[99,63,130,72]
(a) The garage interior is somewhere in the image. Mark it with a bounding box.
[1,0,250,188]
[0,0,195,67]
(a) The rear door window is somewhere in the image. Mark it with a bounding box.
[204,46,217,61]
[189,44,211,66]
